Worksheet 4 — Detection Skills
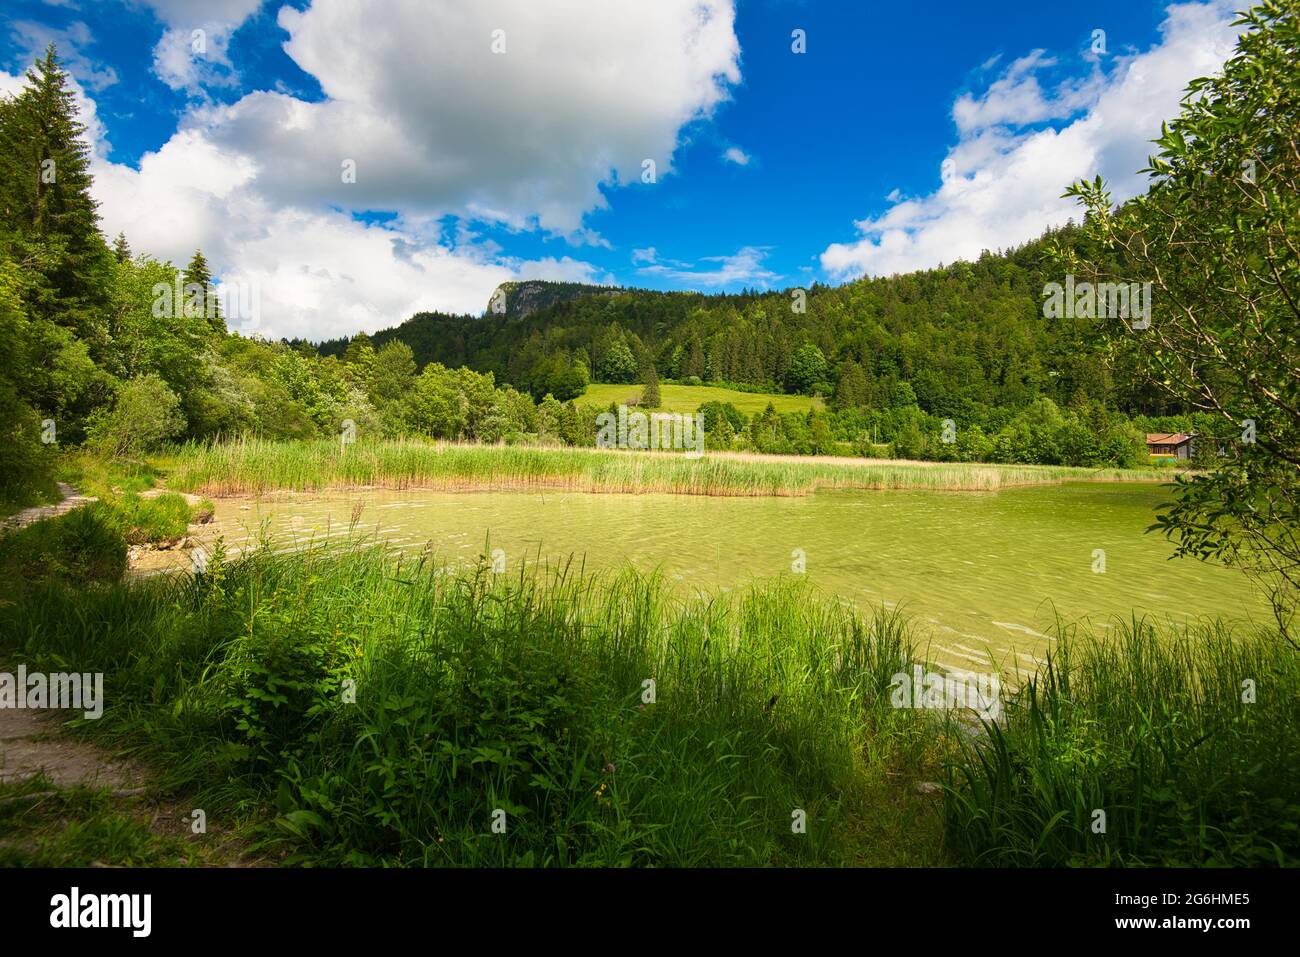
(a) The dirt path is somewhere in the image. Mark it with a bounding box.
[0,482,97,532]
[0,707,141,791]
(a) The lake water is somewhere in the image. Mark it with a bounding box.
[166,483,1268,673]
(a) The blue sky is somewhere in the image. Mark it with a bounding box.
[0,0,1243,340]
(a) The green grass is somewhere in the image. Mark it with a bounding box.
[114,491,202,545]
[161,437,1162,497]
[0,492,211,589]
[583,381,823,415]
[0,541,944,866]
[943,617,1300,866]
[57,449,161,499]
[0,501,128,586]
[0,477,61,522]
[0,776,211,867]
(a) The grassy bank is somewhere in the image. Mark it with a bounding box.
[0,491,211,585]
[0,537,944,866]
[944,620,1299,866]
[162,437,1163,498]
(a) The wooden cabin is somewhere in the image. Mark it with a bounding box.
[1146,432,1194,461]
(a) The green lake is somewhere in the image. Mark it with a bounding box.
[175,482,1268,673]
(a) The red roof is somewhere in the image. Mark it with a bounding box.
[1146,433,1191,445]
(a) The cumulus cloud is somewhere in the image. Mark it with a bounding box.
[91,132,610,338]
[174,0,741,236]
[84,0,742,339]
[138,0,263,92]
[821,0,1242,279]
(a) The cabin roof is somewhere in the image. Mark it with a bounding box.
[1145,433,1192,445]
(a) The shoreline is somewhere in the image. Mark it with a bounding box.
[160,438,1175,499]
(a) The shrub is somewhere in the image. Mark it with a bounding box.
[114,493,193,545]
[0,503,127,588]
[85,375,186,459]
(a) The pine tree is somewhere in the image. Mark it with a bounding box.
[183,249,223,331]
[0,44,112,344]
[640,363,661,409]
[112,232,131,263]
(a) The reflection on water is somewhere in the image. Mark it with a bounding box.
[146,483,1266,672]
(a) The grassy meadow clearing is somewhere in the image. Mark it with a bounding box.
[159,436,1164,498]
[582,381,824,415]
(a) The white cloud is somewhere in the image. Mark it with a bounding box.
[92,135,599,338]
[512,257,614,286]
[6,20,118,91]
[0,71,25,97]
[137,0,263,92]
[637,246,778,289]
[951,51,1101,134]
[178,0,740,237]
[85,0,741,339]
[821,0,1243,279]
[722,145,751,166]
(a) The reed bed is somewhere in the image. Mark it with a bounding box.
[943,617,1300,866]
[163,437,1162,498]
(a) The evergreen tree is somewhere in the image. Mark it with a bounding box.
[112,232,131,263]
[343,331,375,365]
[640,362,661,409]
[0,44,112,346]
[834,360,869,409]
[182,249,224,332]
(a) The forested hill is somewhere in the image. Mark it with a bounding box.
[316,227,1164,420]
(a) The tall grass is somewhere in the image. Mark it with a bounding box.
[163,437,1161,498]
[942,618,1300,866]
[0,540,941,866]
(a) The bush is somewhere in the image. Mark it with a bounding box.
[0,386,57,507]
[85,375,186,459]
[114,493,194,545]
[0,503,127,588]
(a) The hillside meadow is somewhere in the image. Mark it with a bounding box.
[582,382,824,416]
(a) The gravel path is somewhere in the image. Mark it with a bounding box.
[0,482,97,533]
